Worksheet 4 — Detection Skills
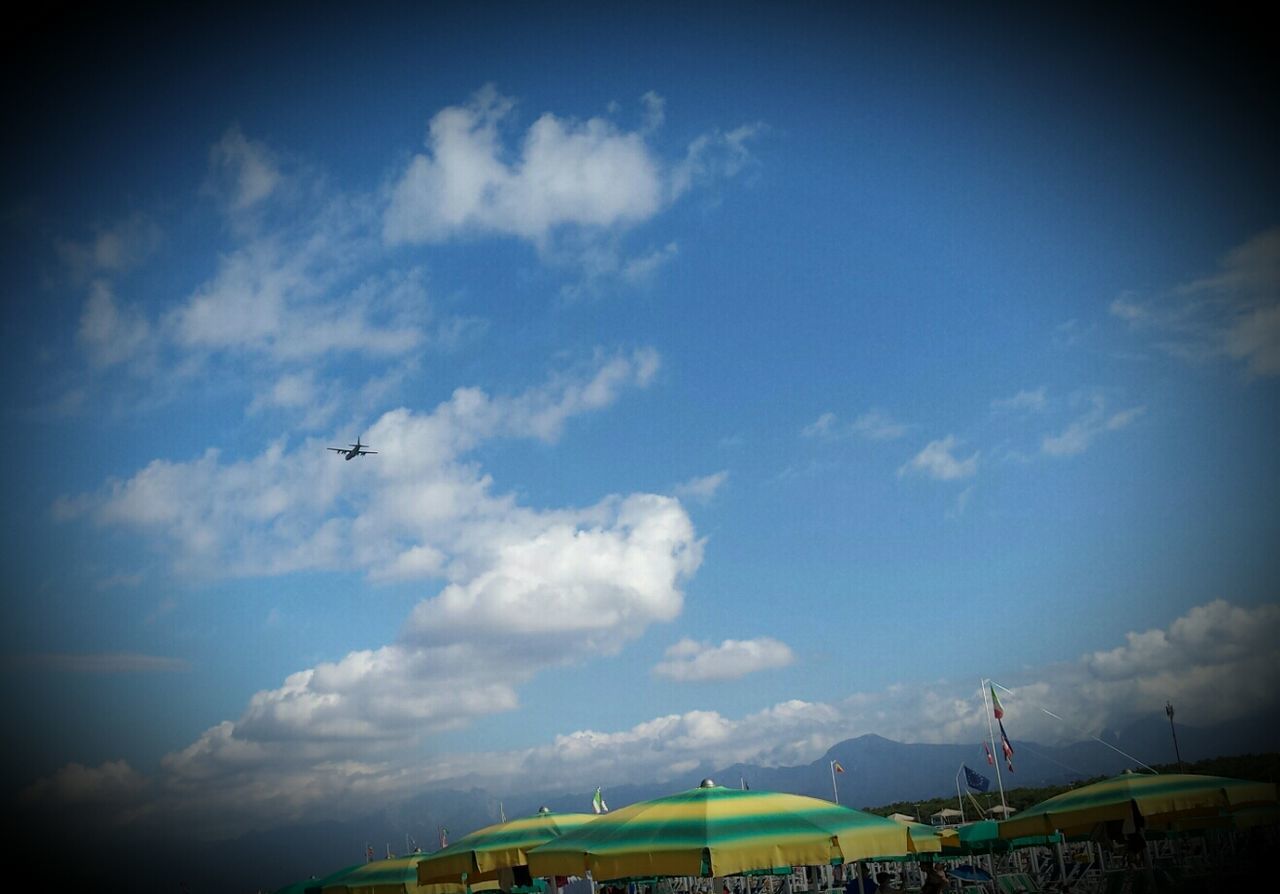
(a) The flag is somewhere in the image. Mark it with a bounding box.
[439,826,448,848]
[983,741,995,767]
[990,685,1004,720]
[999,719,1015,772]
[832,761,845,773]
[963,764,990,792]
[592,786,608,814]
[366,844,375,863]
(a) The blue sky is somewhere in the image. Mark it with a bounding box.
[3,4,1277,837]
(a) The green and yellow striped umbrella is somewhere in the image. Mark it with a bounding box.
[526,780,915,881]
[997,772,1278,840]
[416,807,597,885]
[940,819,1059,855]
[321,855,501,894]
[887,817,955,853]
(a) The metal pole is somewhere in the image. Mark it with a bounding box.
[981,679,1008,811]
[955,765,966,822]
[1165,702,1184,773]
[830,760,840,804]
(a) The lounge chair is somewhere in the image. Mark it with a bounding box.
[995,874,1040,894]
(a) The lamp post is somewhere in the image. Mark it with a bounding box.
[1165,701,1184,773]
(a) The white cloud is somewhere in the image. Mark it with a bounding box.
[77,282,152,369]
[898,435,978,481]
[991,387,1047,413]
[1041,395,1144,457]
[802,412,837,438]
[621,242,679,284]
[57,213,162,281]
[168,236,427,363]
[1111,226,1280,377]
[673,470,729,503]
[206,125,282,211]
[39,348,702,836]
[384,86,664,246]
[384,87,758,257]
[803,409,907,441]
[57,349,663,580]
[25,599,1278,835]
[653,637,794,682]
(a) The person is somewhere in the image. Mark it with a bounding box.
[873,873,894,892]
[919,862,947,894]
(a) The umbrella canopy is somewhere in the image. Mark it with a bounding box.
[526,780,915,881]
[323,855,456,894]
[942,820,1059,855]
[886,816,954,853]
[997,772,1278,839]
[416,807,597,884]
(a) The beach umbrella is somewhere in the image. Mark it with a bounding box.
[997,772,1278,840]
[941,820,1059,855]
[322,854,497,894]
[526,779,916,881]
[416,807,597,885]
[886,816,954,853]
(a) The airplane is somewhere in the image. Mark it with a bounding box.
[328,436,378,460]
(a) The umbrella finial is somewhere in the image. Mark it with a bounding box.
[699,778,716,788]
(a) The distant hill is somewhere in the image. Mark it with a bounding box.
[22,710,1279,894]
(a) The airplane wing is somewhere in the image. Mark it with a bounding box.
[327,447,347,453]
[363,450,378,454]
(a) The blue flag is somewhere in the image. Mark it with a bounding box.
[964,764,991,792]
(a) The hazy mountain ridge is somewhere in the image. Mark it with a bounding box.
[27,712,1279,893]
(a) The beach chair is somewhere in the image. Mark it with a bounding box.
[995,874,1040,894]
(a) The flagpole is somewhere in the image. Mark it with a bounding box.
[980,678,1008,811]
[955,765,966,823]
[830,760,840,804]
[1038,707,1159,773]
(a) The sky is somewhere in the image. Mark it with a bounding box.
[2,3,1278,840]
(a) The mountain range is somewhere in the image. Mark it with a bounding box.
[25,711,1279,893]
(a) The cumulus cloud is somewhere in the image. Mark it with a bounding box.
[1041,394,1144,457]
[24,599,1278,834]
[57,349,663,579]
[653,637,794,682]
[898,435,978,481]
[1110,226,1280,377]
[384,86,758,255]
[384,86,664,246]
[802,409,907,441]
